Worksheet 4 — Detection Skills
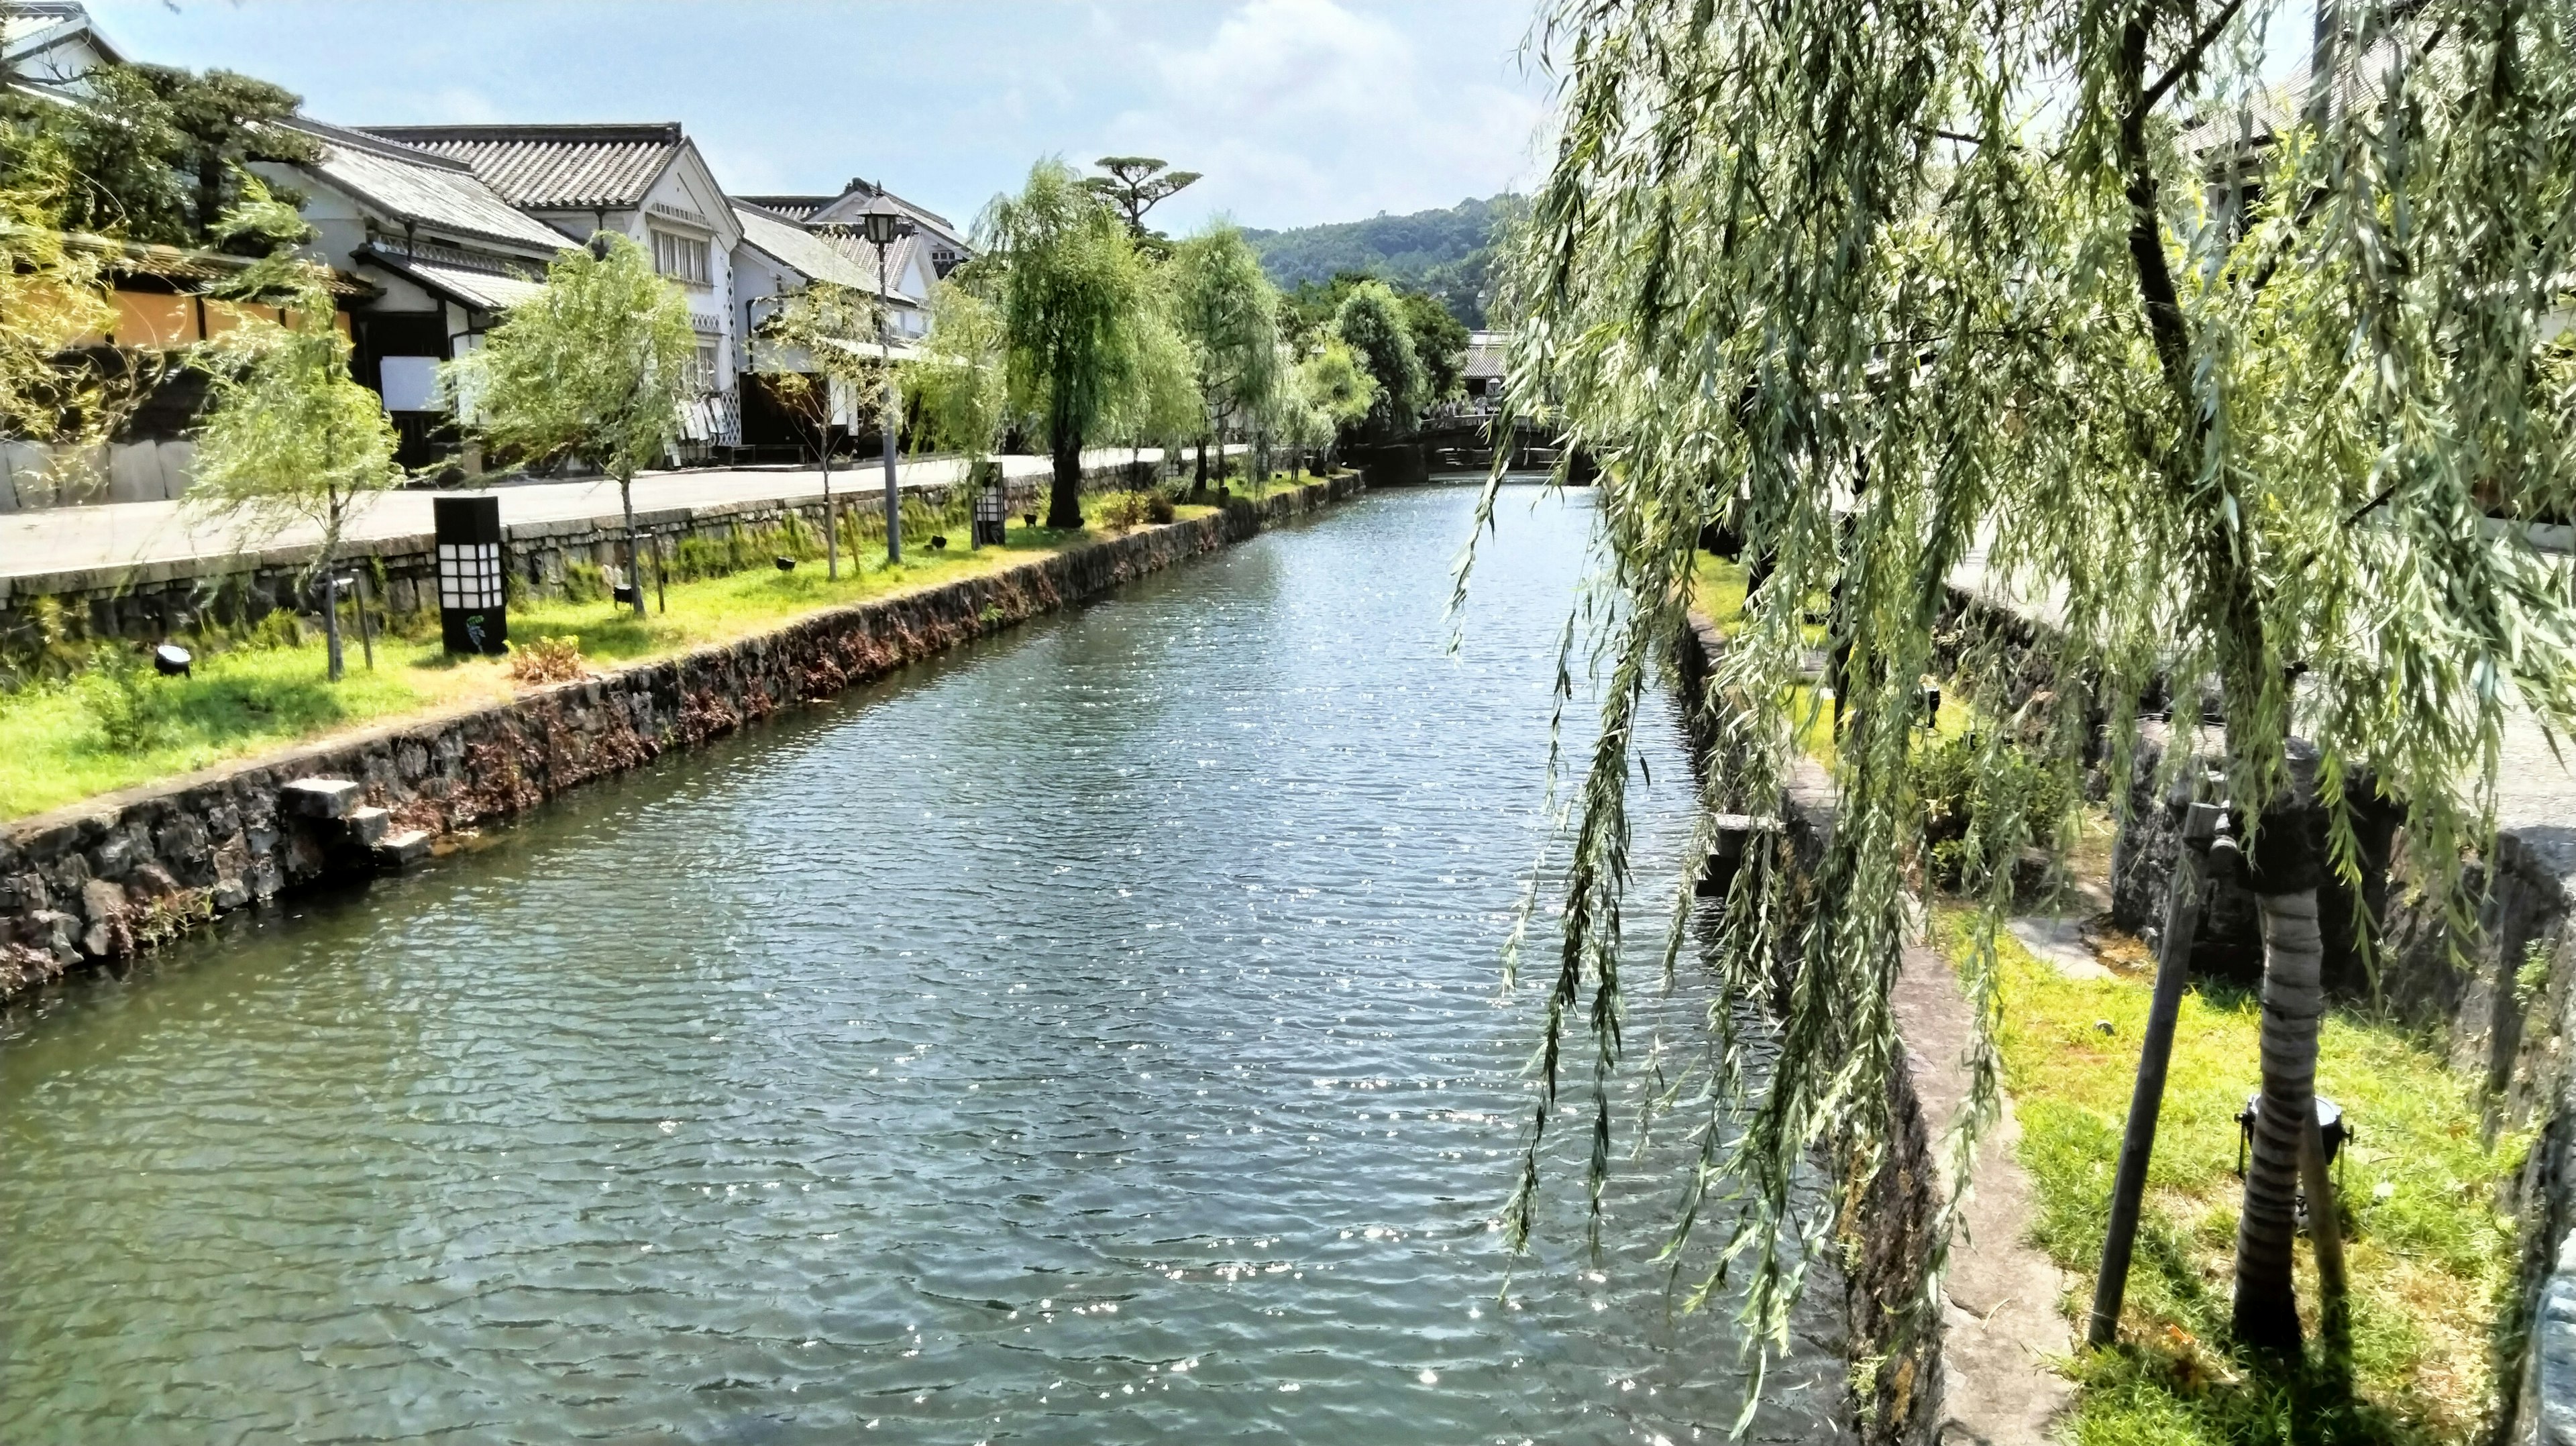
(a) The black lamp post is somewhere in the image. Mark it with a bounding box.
[857,199,914,566]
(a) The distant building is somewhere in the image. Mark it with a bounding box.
[729,199,932,458]
[737,178,971,280]
[359,122,748,456]
[1463,331,1507,409]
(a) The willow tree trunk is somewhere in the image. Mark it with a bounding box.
[2231,814,2326,1354]
[1195,435,1210,488]
[1046,431,1084,529]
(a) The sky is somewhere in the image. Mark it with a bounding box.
[85,0,1558,235]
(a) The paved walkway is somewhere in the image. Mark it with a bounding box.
[0,446,1221,595]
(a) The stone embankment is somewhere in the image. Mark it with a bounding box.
[0,476,1360,1000]
[1672,610,2070,1446]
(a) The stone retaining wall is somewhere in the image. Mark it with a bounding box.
[0,475,1361,1001]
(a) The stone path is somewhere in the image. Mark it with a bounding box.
[1894,938,2076,1446]
[0,445,1231,598]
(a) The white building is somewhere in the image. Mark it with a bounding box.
[1,0,124,89]
[251,119,574,467]
[358,122,748,455]
[737,177,971,282]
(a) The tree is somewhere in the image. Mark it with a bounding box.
[1396,288,1468,403]
[1330,279,1425,435]
[1171,223,1281,487]
[1105,283,1203,474]
[1,63,317,246]
[0,145,148,498]
[1289,337,1375,476]
[906,277,1009,465]
[1084,156,1201,239]
[186,182,398,681]
[759,280,883,579]
[451,233,693,618]
[980,159,1150,529]
[4,65,191,243]
[131,66,317,245]
[1489,0,2576,1391]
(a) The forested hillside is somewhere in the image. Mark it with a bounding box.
[1244,196,1521,327]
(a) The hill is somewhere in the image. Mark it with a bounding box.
[1244,195,1523,327]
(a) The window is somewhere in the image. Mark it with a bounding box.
[692,343,720,392]
[437,543,503,611]
[651,228,712,286]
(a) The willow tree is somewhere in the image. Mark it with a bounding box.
[981,159,1148,529]
[1291,336,1375,477]
[188,182,399,681]
[1495,0,2576,1387]
[908,278,1008,457]
[1172,223,1281,487]
[452,233,693,617]
[0,154,129,488]
[760,280,880,579]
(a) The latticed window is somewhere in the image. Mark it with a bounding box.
[651,229,711,285]
[437,542,503,610]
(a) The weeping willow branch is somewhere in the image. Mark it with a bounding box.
[1471,0,2576,1414]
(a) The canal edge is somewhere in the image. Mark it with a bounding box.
[0,474,1366,1001]
[1670,608,2070,1446]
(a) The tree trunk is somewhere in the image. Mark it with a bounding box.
[321,573,344,683]
[822,446,837,581]
[2231,811,2325,1355]
[1046,431,1084,529]
[1195,435,1209,488]
[196,154,223,241]
[621,474,645,617]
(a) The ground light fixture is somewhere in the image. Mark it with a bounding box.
[855,197,914,568]
[434,496,508,657]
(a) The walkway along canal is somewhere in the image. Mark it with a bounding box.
[0,482,1845,1443]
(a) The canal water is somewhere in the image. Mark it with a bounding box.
[0,482,1844,1445]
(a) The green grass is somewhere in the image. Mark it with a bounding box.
[1693,553,1752,632]
[1939,908,2526,1445]
[0,522,1099,820]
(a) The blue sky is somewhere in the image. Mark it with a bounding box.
[86,0,1556,235]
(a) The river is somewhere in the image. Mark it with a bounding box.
[0,482,1845,1445]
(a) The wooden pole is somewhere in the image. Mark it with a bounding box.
[2087,797,2229,1347]
[2300,1106,2351,1359]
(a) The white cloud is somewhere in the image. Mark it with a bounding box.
[1097,0,1545,231]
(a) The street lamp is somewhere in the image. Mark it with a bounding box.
[857,198,914,566]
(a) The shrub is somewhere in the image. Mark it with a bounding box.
[1915,728,2072,891]
[561,561,608,604]
[506,634,586,685]
[79,645,171,754]
[1094,489,1173,531]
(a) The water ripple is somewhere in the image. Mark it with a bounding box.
[0,484,1845,1445]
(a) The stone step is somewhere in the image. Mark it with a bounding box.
[372,829,433,871]
[343,805,392,847]
[281,777,362,820]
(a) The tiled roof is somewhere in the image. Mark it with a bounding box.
[357,123,684,210]
[282,119,574,254]
[736,195,830,223]
[733,203,883,292]
[376,258,548,313]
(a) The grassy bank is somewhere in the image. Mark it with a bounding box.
[1,522,1114,820]
[1941,909,2524,1445]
